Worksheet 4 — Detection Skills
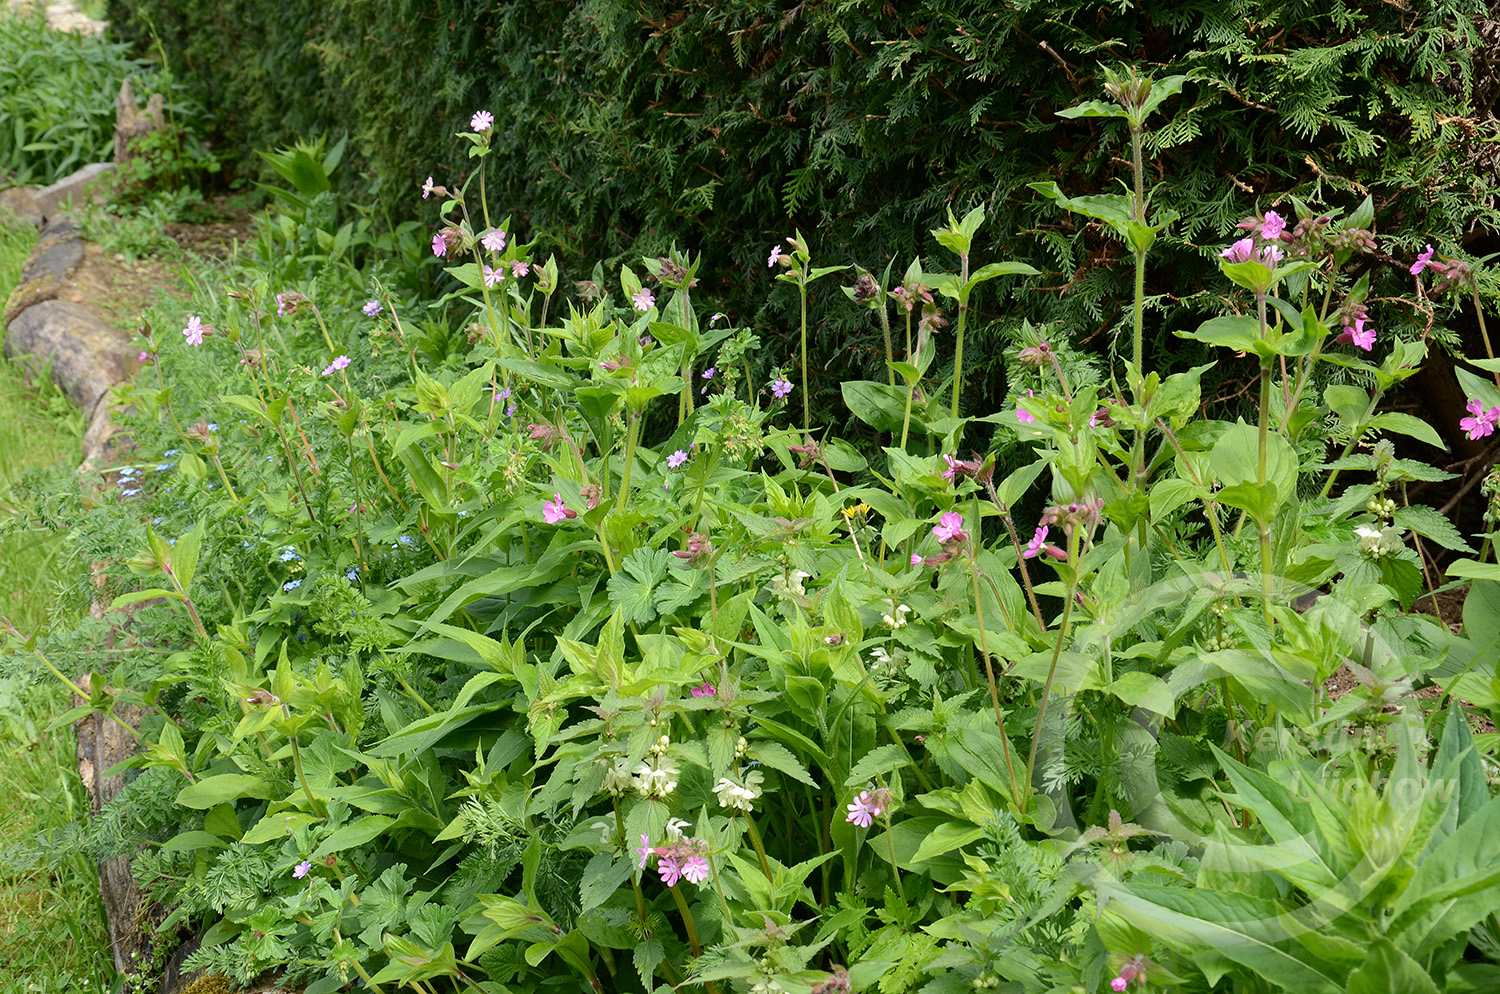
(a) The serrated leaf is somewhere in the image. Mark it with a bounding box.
[1393,504,1473,553]
[750,740,816,786]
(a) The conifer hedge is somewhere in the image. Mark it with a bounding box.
[109,0,1499,412]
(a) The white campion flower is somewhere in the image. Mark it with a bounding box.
[713,769,765,811]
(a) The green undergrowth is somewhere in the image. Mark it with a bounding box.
[0,216,111,993]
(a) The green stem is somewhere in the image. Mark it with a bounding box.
[1023,527,1080,800]
[969,518,1020,800]
[950,254,971,418]
[743,812,774,880]
[290,732,326,817]
[800,277,811,433]
[617,409,640,512]
[668,885,702,956]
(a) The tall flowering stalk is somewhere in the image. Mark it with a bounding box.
[770,232,845,432]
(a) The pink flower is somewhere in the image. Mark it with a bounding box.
[321,355,351,376]
[421,176,435,200]
[482,229,507,252]
[845,790,884,828]
[511,260,530,278]
[691,682,716,697]
[1461,398,1500,440]
[1111,979,1128,992]
[667,449,688,469]
[768,244,783,268]
[1347,316,1375,351]
[1024,525,1048,558]
[137,350,153,363]
[680,854,710,885]
[293,860,312,879]
[542,493,576,524]
[182,316,206,346]
[658,855,682,887]
[1220,237,1255,263]
[932,512,966,544]
[1411,244,1435,276]
[1260,211,1285,240]
[483,265,503,288]
[637,834,653,869]
[432,232,447,257]
[632,288,655,311]
[471,110,494,132]
[362,300,382,317]
[1017,406,1036,425]
[942,454,960,481]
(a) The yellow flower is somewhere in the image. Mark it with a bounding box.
[841,502,871,520]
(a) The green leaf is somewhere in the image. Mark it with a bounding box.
[841,380,908,432]
[177,774,277,809]
[607,548,671,626]
[1393,504,1473,553]
[1179,315,1260,352]
[171,520,205,592]
[312,815,396,858]
[1344,940,1439,994]
[845,744,909,787]
[909,822,985,863]
[749,740,816,786]
[1366,412,1446,450]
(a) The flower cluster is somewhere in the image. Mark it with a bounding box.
[844,787,891,828]
[637,830,711,887]
[714,769,764,811]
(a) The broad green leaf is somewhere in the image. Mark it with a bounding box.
[177,774,277,809]
[910,821,984,863]
[311,815,396,858]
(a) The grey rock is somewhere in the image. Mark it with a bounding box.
[0,186,41,228]
[21,229,83,283]
[31,161,113,222]
[5,299,132,414]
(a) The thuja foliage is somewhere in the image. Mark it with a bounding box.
[105,0,1500,416]
[8,70,1500,993]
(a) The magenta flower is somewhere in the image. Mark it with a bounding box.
[771,378,793,399]
[845,790,882,828]
[909,553,924,566]
[667,449,688,469]
[542,493,576,524]
[1111,979,1128,992]
[1024,525,1048,559]
[767,244,783,268]
[482,229,507,252]
[632,288,655,311]
[691,682,716,697]
[1347,316,1375,351]
[1017,388,1036,425]
[483,265,503,288]
[680,854,710,885]
[511,260,530,278]
[637,833,653,869]
[421,176,435,200]
[293,860,312,879]
[432,232,447,258]
[1261,211,1285,240]
[1219,237,1255,263]
[1411,244,1435,276]
[1461,399,1500,440]
[658,855,682,887]
[471,109,494,132]
[137,350,152,363]
[362,300,382,317]
[182,316,206,346]
[942,454,960,481]
[932,511,966,544]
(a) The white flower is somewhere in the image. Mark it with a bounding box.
[881,603,912,629]
[591,820,613,844]
[713,769,764,812]
[870,646,893,666]
[665,817,691,841]
[1355,524,1405,559]
[770,569,811,599]
[633,755,680,798]
[601,757,634,797]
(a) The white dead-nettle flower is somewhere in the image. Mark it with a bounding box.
[600,757,634,797]
[633,755,681,798]
[881,603,912,629]
[1355,524,1404,560]
[591,820,613,845]
[770,569,811,598]
[870,646,894,666]
[665,817,691,841]
[714,769,765,811]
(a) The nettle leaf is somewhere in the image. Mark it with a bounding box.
[1393,504,1473,553]
[845,744,909,787]
[607,548,672,625]
[749,739,816,786]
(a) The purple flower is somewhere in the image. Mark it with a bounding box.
[471,109,494,132]
[543,493,576,524]
[845,790,881,828]
[506,403,516,417]
[321,355,351,376]
[499,387,512,400]
[1411,244,1435,276]
[182,316,206,347]
[293,860,312,879]
[680,854,710,885]
[362,300,382,317]
[667,449,688,469]
[432,232,447,258]
[1461,399,1500,440]
[767,244,783,268]
[137,350,153,363]
[691,682,716,697]
[632,288,655,311]
[482,229,507,252]
[771,378,793,399]
[421,176,435,200]
[483,265,503,288]
[1260,211,1285,240]
[932,512,966,544]
[702,367,715,379]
